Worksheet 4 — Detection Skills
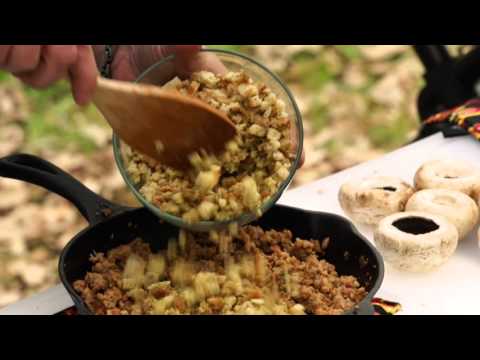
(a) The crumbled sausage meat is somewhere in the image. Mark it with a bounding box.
[74,226,367,315]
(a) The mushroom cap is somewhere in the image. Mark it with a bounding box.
[414,159,480,197]
[405,189,479,240]
[338,176,414,225]
[374,211,458,273]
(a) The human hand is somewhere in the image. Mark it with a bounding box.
[0,45,97,106]
[103,45,226,82]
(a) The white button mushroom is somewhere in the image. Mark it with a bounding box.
[405,189,479,240]
[374,211,458,273]
[414,159,480,197]
[338,176,414,225]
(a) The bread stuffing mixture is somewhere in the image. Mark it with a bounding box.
[124,71,296,223]
[73,226,367,315]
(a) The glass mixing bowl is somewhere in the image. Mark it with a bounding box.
[113,48,303,232]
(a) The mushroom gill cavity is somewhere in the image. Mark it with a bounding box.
[438,167,471,179]
[392,217,439,235]
[374,186,397,192]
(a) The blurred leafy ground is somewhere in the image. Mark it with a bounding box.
[0,45,466,308]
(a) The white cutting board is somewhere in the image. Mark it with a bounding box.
[279,133,480,315]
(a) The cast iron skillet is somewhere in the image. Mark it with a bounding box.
[0,153,384,315]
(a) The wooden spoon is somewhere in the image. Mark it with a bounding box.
[92,76,237,170]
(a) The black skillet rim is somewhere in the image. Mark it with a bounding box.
[58,204,385,315]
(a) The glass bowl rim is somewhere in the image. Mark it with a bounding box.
[113,48,304,231]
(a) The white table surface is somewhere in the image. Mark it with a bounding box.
[2,132,479,315]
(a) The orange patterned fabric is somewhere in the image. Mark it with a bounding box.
[372,298,402,315]
[425,99,480,140]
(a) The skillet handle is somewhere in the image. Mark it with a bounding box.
[354,299,376,315]
[345,298,376,315]
[0,153,128,225]
[358,302,376,315]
